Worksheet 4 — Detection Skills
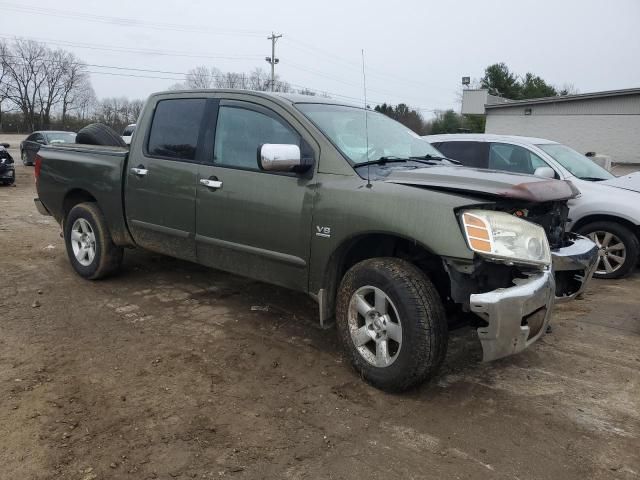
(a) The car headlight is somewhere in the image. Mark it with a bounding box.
[460,209,551,267]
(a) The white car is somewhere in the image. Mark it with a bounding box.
[122,124,136,145]
[424,134,640,279]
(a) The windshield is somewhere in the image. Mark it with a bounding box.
[295,103,442,164]
[537,143,613,180]
[123,125,136,136]
[46,132,76,144]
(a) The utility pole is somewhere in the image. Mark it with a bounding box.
[265,32,282,92]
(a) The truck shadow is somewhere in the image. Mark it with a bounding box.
[115,247,487,389]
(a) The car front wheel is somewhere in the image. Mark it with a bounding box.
[578,221,639,279]
[335,258,448,392]
[21,150,30,166]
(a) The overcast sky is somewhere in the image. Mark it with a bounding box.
[4,0,640,115]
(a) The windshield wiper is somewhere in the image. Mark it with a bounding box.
[579,176,606,182]
[356,156,411,167]
[409,154,461,165]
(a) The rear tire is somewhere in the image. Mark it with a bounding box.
[577,221,639,279]
[21,150,31,166]
[76,123,126,148]
[335,258,448,392]
[64,202,123,280]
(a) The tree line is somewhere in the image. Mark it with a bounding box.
[0,38,320,134]
[375,63,577,135]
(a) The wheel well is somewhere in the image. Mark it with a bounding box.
[572,214,640,239]
[321,234,448,322]
[63,189,96,220]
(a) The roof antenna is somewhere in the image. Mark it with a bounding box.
[362,49,372,188]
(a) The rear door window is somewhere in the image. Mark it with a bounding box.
[489,143,547,175]
[147,99,206,161]
[436,141,488,168]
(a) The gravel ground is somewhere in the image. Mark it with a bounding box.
[1,139,639,479]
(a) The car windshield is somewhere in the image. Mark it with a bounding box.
[295,103,442,164]
[537,143,613,181]
[46,132,76,144]
[123,125,136,136]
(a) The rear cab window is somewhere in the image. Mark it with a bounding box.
[147,99,207,161]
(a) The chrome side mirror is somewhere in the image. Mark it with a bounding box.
[534,166,556,179]
[259,144,302,172]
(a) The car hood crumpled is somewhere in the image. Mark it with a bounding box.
[600,171,640,194]
[384,165,577,203]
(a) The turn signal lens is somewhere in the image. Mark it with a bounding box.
[462,212,493,253]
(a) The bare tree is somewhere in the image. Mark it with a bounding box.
[60,54,90,124]
[1,39,48,131]
[185,65,214,89]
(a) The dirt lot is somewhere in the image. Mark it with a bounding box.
[1,139,639,480]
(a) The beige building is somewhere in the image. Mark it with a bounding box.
[462,88,640,164]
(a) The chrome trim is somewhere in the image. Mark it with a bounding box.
[551,233,598,302]
[259,143,301,171]
[470,269,555,362]
[200,178,223,188]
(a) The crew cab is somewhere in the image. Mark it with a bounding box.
[33,90,597,391]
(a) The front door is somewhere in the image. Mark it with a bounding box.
[195,99,316,291]
[124,97,207,261]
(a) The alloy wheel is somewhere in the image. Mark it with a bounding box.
[347,285,403,367]
[588,230,626,275]
[70,218,97,266]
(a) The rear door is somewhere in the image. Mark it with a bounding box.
[195,98,317,291]
[124,97,207,261]
[435,141,489,169]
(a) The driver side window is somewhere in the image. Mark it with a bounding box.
[489,143,547,175]
[214,105,300,171]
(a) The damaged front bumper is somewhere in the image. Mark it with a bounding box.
[470,269,555,362]
[551,233,598,302]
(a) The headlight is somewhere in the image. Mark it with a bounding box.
[460,209,551,267]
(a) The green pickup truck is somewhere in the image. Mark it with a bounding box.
[34,90,598,391]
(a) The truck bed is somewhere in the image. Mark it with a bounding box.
[36,143,133,246]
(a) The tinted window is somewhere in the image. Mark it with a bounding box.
[214,105,300,170]
[436,141,488,168]
[148,99,206,161]
[489,143,547,175]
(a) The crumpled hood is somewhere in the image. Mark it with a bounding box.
[600,171,640,193]
[384,165,576,202]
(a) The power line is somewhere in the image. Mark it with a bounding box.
[0,34,263,61]
[0,2,265,37]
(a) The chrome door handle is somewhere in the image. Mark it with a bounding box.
[200,178,223,188]
[131,167,148,176]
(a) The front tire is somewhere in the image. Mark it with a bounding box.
[21,150,30,166]
[336,258,448,392]
[64,202,124,279]
[577,221,639,279]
